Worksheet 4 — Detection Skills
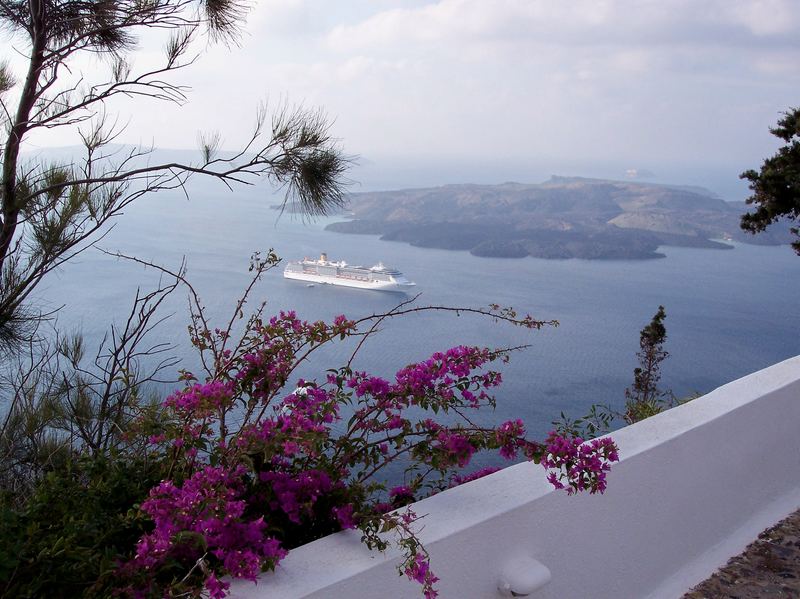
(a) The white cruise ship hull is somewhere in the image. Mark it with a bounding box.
[283,253,416,292]
[284,270,415,292]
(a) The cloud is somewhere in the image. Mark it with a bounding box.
[728,0,800,35]
[247,0,314,34]
[335,56,408,82]
[326,0,800,51]
[30,0,799,181]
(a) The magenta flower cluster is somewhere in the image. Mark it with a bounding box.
[165,380,235,415]
[395,345,502,408]
[131,465,286,598]
[235,311,357,404]
[237,385,339,461]
[404,553,440,599]
[348,345,498,410]
[494,418,528,459]
[259,469,335,524]
[449,466,502,487]
[541,432,620,494]
[125,309,618,599]
[433,429,475,467]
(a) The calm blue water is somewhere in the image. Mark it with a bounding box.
[36,180,800,449]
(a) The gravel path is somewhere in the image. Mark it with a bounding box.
[683,509,800,598]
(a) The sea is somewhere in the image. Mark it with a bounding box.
[34,176,800,473]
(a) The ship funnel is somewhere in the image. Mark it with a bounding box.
[320,252,327,262]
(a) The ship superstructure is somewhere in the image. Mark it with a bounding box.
[283,252,416,292]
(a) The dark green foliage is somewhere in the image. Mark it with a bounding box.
[0,3,350,597]
[0,1,349,352]
[741,107,800,254]
[0,2,353,592]
[624,306,671,424]
[553,306,675,439]
[0,454,164,599]
[552,405,616,440]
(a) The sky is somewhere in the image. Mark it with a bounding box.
[14,0,800,196]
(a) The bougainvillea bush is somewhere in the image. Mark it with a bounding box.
[0,254,618,598]
[107,256,619,598]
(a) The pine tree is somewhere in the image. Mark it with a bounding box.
[0,1,348,350]
[624,305,670,424]
[740,107,800,254]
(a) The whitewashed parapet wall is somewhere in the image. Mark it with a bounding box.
[230,356,800,599]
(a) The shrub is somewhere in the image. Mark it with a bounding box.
[112,306,618,598]
[0,454,165,598]
[1,255,619,598]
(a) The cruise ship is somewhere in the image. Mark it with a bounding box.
[283,253,416,292]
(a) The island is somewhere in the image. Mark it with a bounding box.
[324,176,792,260]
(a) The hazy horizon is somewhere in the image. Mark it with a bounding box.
[20,142,754,204]
[10,0,798,201]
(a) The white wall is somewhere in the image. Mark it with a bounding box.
[230,356,800,599]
